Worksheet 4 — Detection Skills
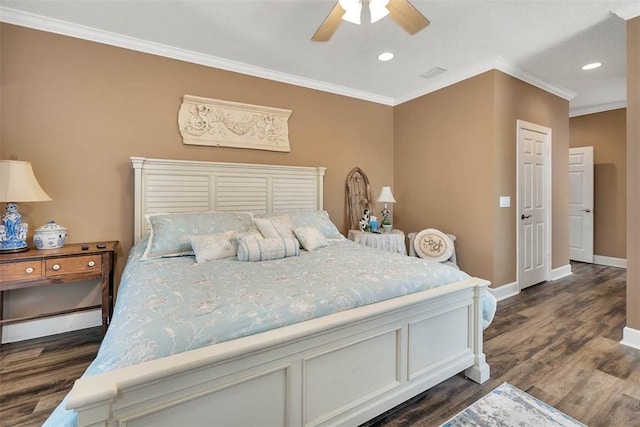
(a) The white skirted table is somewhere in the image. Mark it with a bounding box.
[347,229,407,255]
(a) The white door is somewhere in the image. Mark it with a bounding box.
[517,120,551,289]
[569,146,594,263]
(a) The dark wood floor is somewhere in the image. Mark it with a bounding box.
[0,327,102,426]
[1,262,639,427]
[366,261,640,427]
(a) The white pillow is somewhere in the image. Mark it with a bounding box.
[413,228,454,263]
[189,231,237,263]
[294,226,328,251]
[253,216,297,241]
[236,229,264,244]
[237,237,300,262]
[285,210,345,240]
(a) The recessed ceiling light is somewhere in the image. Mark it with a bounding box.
[378,52,394,62]
[581,62,602,70]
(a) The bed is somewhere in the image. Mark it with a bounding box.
[45,157,493,427]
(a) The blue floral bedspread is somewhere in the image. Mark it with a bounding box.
[45,238,493,426]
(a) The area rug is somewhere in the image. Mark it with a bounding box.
[440,382,586,427]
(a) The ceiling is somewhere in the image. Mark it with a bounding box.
[1,0,638,116]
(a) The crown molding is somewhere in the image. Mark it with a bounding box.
[569,100,627,117]
[612,4,640,20]
[393,57,575,106]
[0,6,581,108]
[493,57,576,100]
[0,6,394,106]
[393,59,498,105]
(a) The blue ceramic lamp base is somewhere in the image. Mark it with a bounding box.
[0,240,29,253]
[0,202,30,253]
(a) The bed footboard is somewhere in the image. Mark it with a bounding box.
[67,278,490,427]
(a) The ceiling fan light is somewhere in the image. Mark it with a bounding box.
[369,0,390,23]
[339,0,362,25]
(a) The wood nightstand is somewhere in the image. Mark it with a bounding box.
[0,241,118,341]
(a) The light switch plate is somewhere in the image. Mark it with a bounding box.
[499,196,511,208]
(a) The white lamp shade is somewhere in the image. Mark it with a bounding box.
[377,186,396,203]
[0,160,52,202]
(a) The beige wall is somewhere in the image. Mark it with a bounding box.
[493,71,570,285]
[627,17,640,330]
[570,109,627,259]
[394,70,569,288]
[0,24,394,317]
[393,72,496,282]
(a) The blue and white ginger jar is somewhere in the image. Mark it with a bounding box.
[34,220,67,249]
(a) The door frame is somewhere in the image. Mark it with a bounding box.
[516,120,552,291]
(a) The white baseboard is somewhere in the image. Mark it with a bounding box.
[489,281,519,302]
[593,255,627,269]
[550,264,572,281]
[1,309,101,344]
[483,264,572,303]
[621,326,640,350]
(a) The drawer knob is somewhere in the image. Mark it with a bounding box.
[25,267,34,274]
[88,261,96,267]
[52,264,61,271]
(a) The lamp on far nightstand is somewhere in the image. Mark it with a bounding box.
[0,160,52,253]
[376,186,396,232]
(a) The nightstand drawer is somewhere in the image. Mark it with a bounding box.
[0,260,43,283]
[45,255,102,276]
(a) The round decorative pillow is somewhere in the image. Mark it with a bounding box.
[413,228,454,263]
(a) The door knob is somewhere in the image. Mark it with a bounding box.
[521,214,532,220]
[581,209,591,213]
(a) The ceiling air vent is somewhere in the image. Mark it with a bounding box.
[420,67,447,79]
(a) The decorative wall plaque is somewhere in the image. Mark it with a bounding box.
[178,95,292,152]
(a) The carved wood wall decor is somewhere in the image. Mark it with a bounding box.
[178,95,292,152]
[346,167,372,231]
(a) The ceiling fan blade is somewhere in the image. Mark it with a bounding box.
[312,2,346,42]
[387,0,430,35]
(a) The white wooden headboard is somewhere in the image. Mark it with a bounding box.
[131,157,327,243]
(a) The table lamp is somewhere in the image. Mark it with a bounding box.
[0,160,52,253]
[376,186,396,227]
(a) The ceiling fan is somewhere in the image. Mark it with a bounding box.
[312,0,430,42]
